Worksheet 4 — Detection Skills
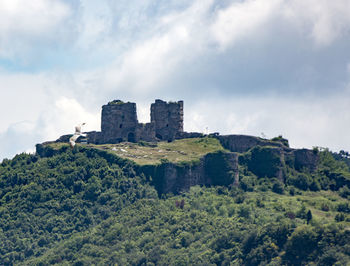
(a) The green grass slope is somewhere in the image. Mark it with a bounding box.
[48,137,226,165]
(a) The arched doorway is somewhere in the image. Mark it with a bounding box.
[128,132,135,142]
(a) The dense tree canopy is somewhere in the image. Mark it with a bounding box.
[0,145,349,265]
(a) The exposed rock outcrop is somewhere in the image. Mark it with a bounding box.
[216,134,285,153]
[217,134,319,177]
[139,151,239,195]
[245,146,285,180]
[293,149,319,172]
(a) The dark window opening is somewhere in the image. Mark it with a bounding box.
[156,134,163,140]
[119,124,123,128]
[166,124,169,127]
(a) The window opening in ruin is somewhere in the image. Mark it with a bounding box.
[166,124,169,127]
[120,124,123,128]
[156,134,163,140]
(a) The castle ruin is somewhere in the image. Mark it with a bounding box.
[87,99,184,144]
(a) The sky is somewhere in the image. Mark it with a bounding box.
[0,0,350,160]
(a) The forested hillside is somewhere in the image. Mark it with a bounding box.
[0,143,350,265]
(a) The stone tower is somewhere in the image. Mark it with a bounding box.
[151,99,184,141]
[101,100,138,143]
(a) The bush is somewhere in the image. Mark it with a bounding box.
[321,204,329,212]
[238,205,251,219]
[337,203,350,213]
[339,186,350,198]
[284,226,318,264]
[335,213,345,222]
[272,182,284,194]
[288,173,312,191]
[309,181,321,191]
[247,147,282,178]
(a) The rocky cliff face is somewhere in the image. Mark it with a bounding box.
[245,146,285,180]
[139,151,239,195]
[217,134,319,177]
[46,133,321,195]
[293,149,319,172]
[216,134,285,153]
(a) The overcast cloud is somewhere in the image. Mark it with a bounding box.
[0,0,349,160]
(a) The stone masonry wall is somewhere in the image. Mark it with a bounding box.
[94,99,184,143]
[151,99,183,141]
[101,100,139,143]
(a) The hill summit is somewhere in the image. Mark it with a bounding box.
[41,99,320,195]
[0,99,349,265]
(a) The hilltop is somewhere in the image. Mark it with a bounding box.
[0,99,350,265]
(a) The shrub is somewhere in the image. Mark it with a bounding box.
[238,205,251,219]
[335,213,345,222]
[337,202,350,213]
[285,212,296,220]
[321,204,329,212]
[309,181,321,191]
[272,182,284,194]
[288,173,312,191]
[339,186,350,198]
[284,226,318,264]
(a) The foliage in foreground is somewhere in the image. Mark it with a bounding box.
[0,146,349,265]
[29,187,350,266]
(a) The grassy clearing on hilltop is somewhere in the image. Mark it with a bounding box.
[48,137,226,165]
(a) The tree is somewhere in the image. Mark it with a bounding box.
[306,210,312,224]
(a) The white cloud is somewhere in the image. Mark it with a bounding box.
[209,0,350,50]
[0,95,100,160]
[1,0,350,160]
[185,92,350,152]
[0,0,74,60]
[100,0,214,95]
[74,0,112,51]
[41,97,100,140]
[211,0,281,49]
[0,72,49,132]
[0,0,70,33]
[283,0,350,46]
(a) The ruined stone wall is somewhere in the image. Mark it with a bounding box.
[151,99,183,141]
[216,134,285,153]
[95,99,184,143]
[137,123,155,142]
[101,100,139,143]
